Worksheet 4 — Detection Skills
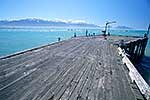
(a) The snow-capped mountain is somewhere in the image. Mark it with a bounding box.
[0,18,100,27]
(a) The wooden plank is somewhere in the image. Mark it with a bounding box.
[40,40,95,100]
[18,40,90,100]
[0,39,85,89]
[0,39,86,100]
[0,39,81,75]
[68,62,92,100]
[50,44,93,100]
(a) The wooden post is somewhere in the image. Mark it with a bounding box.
[131,42,136,56]
[130,42,136,62]
[137,40,142,60]
[128,43,132,54]
[138,40,143,58]
[141,38,148,56]
[132,40,140,62]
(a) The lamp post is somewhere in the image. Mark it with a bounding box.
[102,21,116,36]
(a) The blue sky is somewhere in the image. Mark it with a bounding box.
[0,0,149,29]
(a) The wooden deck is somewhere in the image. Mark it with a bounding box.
[0,36,144,100]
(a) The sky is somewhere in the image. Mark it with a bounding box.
[0,0,149,29]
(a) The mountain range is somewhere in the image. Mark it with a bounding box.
[0,18,133,29]
[0,18,99,27]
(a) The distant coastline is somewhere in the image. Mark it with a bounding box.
[0,18,135,30]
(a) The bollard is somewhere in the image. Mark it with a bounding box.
[74,32,76,37]
[58,37,61,42]
[86,30,88,36]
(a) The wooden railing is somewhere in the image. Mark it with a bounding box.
[118,47,150,100]
[120,37,148,63]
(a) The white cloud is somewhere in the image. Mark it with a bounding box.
[54,18,86,24]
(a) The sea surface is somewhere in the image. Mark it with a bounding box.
[0,27,150,85]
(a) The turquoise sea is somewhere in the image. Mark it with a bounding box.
[0,27,150,85]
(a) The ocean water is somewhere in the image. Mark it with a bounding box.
[0,27,100,56]
[0,27,150,85]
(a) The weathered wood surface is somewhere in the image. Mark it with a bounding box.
[0,36,143,100]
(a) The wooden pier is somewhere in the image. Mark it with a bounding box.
[0,36,149,100]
